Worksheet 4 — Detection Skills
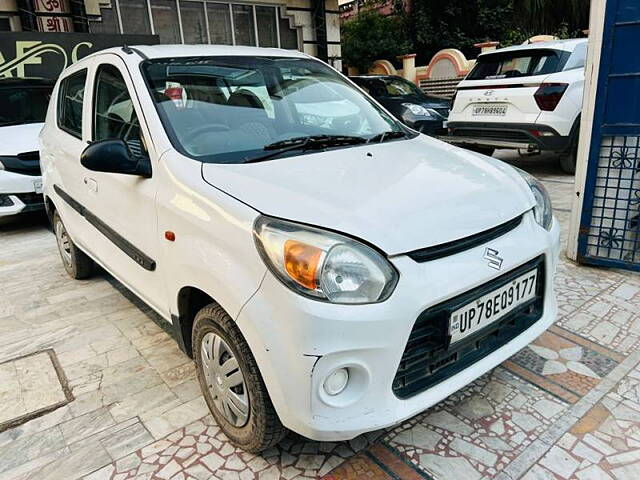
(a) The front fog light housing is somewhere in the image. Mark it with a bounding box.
[254,216,398,304]
[323,368,349,396]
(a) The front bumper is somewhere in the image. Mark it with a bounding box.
[441,122,572,152]
[236,212,561,441]
[0,171,44,216]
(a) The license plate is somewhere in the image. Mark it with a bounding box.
[33,180,43,194]
[472,104,508,116]
[442,121,448,129]
[449,269,538,344]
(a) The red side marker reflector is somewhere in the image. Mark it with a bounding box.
[165,231,176,242]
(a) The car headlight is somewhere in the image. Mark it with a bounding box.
[516,168,553,230]
[402,103,433,117]
[254,216,398,304]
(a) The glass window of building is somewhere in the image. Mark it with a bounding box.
[279,11,299,50]
[180,1,207,44]
[256,6,277,47]
[232,4,256,46]
[119,0,152,35]
[151,0,181,43]
[88,1,302,51]
[207,3,233,45]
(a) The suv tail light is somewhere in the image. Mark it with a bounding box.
[534,83,568,111]
[450,90,458,110]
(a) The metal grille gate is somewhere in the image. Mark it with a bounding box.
[578,0,640,272]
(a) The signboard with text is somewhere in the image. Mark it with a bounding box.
[0,32,159,80]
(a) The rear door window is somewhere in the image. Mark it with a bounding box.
[57,70,87,138]
[468,49,565,80]
[563,43,587,70]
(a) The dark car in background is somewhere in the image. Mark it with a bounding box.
[350,75,450,136]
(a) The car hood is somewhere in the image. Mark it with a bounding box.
[0,123,43,155]
[201,135,534,255]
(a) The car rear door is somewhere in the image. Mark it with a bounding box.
[41,66,104,253]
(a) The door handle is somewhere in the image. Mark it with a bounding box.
[84,177,98,193]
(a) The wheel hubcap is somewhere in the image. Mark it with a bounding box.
[201,332,249,427]
[55,220,72,266]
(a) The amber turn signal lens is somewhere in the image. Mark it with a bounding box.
[283,240,322,290]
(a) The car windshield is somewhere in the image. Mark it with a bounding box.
[142,56,405,163]
[467,49,565,80]
[360,77,426,99]
[0,86,52,127]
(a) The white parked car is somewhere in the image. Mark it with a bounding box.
[41,45,560,452]
[0,78,53,217]
[446,39,587,173]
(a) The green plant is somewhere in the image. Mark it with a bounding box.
[341,11,412,72]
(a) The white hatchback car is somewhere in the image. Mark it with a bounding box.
[41,45,560,452]
[446,39,587,173]
[0,78,53,217]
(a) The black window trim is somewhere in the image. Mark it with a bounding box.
[57,68,88,140]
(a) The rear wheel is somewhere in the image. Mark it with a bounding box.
[53,211,94,279]
[193,304,287,452]
[559,138,578,174]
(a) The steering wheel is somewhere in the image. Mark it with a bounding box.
[182,123,231,155]
[182,123,230,144]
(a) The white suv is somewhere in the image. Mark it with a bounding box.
[41,45,560,452]
[446,39,587,173]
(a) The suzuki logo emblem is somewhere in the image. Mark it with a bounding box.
[484,248,503,270]
[484,90,494,96]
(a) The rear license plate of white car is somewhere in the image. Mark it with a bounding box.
[472,104,508,116]
[448,269,538,344]
[33,180,43,194]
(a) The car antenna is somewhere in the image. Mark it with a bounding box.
[121,45,149,60]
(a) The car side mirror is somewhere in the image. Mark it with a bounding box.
[81,139,151,178]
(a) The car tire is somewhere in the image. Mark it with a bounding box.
[559,140,577,174]
[193,304,287,453]
[467,146,495,157]
[53,211,94,279]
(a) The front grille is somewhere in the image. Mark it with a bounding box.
[393,255,545,399]
[451,128,532,143]
[407,214,523,263]
[0,152,41,176]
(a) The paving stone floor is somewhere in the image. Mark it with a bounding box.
[0,151,638,479]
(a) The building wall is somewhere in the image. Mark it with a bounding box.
[0,0,341,68]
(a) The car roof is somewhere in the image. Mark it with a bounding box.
[0,77,55,87]
[479,38,587,57]
[88,44,310,61]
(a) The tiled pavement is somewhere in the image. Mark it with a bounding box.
[0,152,639,479]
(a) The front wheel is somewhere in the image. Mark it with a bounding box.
[193,304,287,452]
[53,211,94,279]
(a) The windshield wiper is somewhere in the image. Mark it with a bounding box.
[367,130,408,144]
[244,135,367,164]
